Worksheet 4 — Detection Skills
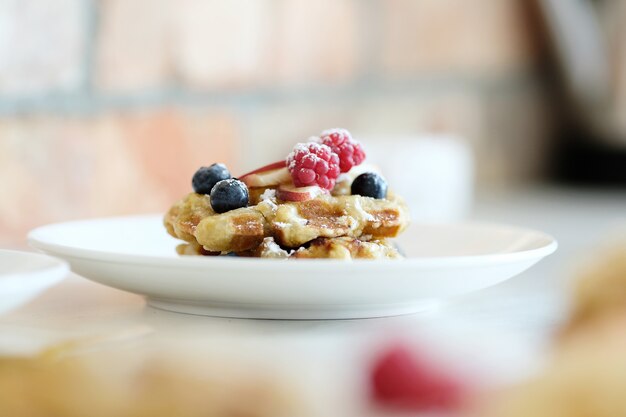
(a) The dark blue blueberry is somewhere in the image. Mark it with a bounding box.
[210,179,249,213]
[351,172,387,199]
[192,163,231,194]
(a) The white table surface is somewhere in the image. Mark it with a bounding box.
[1,186,624,414]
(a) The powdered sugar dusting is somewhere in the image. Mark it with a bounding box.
[259,188,278,210]
[287,142,332,169]
[258,237,295,258]
[263,237,286,255]
[260,188,276,201]
[286,141,340,189]
[353,198,376,221]
[320,127,350,138]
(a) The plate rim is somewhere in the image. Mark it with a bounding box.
[27,215,558,270]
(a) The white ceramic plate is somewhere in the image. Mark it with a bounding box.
[28,215,557,319]
[0,250,68,315]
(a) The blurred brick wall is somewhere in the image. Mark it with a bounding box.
[0,0,549,247]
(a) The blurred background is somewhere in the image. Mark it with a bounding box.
[1,0,625,247]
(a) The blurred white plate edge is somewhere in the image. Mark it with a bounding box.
[0,249,68,315]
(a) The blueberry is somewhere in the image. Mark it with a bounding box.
[210,179,249,213]
[192,163,231,194]
[351,172,387,199]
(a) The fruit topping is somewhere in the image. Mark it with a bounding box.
[192,163,231,194]
[318,128,366,173]
[240,166,292,188]
[351,172,387,199]
[276,184,327,202]
[370,344,466,411]
[239,160,287,178]
[287,143,340,190]
[210,179,249,213]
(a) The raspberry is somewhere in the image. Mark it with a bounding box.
[319,128,366,173]
[286,143,340,190]
[370,344,466,412]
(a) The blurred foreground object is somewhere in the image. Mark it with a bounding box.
[0,348,300,417]
[369,343,470,413]
[478,314,626,417]
[562,245,626,336]
[477,244,626,417]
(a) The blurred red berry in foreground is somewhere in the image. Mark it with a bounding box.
[370,344,466,411]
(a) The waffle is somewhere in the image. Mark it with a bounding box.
[232,236,401,259]
[164,191,409,254]
[293,237,401,259]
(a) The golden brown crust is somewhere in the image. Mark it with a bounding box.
[175,242,220,256]
[164,192,409,254]
[163,193,215,243]
[292,237,402,259]
[235,237,401,260]
[248,186,273,205]
[270,193,408,248]
[194,208,266,253]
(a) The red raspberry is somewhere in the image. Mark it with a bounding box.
[286,143,340,190]
[370,344,466,412]
[319,128,366,173]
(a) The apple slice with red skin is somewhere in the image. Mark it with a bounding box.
[239,160,286,177]
[240,161,291,188]
[276,184,328,202]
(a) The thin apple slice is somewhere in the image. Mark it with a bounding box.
[276,184,327,202]
[240,167,292,188]
[239,160,286,178]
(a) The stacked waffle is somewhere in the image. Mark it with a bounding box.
[164,129,410,259]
